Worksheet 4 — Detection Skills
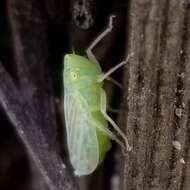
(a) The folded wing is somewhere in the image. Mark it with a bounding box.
[64,93,99,176]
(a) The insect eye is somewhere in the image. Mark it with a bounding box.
[70,71,78,81]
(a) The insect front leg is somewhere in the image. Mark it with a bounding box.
[86,15,115,66]
[100,89,132,152]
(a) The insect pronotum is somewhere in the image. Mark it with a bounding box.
[63,15,131,176]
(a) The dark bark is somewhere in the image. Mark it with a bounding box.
[122,1,190,190]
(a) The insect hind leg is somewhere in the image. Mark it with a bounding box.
[92,120,126,151]
[100,89,132,152]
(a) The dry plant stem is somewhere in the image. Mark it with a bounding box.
[0,62,78,190]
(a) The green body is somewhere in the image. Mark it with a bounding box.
[64,54,111,176]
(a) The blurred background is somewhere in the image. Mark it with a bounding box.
[0,0,127,190]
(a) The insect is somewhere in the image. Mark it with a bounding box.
[63,15,131,176]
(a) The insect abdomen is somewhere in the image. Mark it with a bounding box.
[91,111,111,162]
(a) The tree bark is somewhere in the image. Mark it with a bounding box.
[122,0,190,190]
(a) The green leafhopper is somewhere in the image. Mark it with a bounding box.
[63,15,131,176]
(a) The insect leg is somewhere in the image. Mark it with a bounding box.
[91,118,126,151]
[100,89,132,151]
[107,106,120,113]
[106,76,123,89]
[97,55,130,82]
[86,15,115,66]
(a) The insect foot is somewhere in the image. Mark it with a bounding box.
[108,15,116,32]
[122,144,132,156]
